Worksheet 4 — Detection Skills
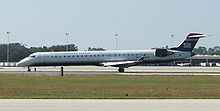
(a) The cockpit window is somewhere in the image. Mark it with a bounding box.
[30,55,36,58]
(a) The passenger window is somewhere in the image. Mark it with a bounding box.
[81,55,83,57]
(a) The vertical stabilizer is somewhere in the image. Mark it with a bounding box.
[170,33,206,52]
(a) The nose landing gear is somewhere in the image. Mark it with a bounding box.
[27,66,31,72]
[118,67,125,72]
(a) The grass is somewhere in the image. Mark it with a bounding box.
[0,74,220,99]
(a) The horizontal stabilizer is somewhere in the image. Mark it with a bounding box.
[187,33,207,39]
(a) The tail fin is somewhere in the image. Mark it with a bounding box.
[170,33,206,52]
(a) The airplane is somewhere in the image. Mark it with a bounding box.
[17,33,207,72]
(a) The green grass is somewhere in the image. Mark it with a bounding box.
[0,74,220,99]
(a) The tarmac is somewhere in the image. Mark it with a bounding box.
[0,66,220,75]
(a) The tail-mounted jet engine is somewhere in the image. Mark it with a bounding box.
[155,49,174,57]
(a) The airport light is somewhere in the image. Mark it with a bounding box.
[115,34,118,50]
[6,32,10,62]
[171,35,174,47]
[66,32,69,51]
[171,34,175,65]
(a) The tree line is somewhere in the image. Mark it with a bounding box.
[0,43,78,62]
[0,43,106,62]
[193,46,220,55]
[0,42,219,62]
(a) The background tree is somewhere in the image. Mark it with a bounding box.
[193,46,208,55]
[194,46,220,55]
[0,43,78,62]
[213,46,220,55]
[0,43,31,62]
[207,48,214,55]
[0,44,7,62]
[88,47,106,51]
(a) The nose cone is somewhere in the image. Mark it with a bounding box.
[16,58,30,67]
[16,61,25,67]
[16,60,26,67]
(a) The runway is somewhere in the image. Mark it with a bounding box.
[0,99,220,111]
[1,66,220,75]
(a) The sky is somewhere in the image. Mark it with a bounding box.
[0,0,219,50]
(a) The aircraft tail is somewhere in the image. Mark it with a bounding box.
[170,33,207,52]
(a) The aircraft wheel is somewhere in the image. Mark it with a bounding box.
[27,67,31,72]
[118,67,125,72]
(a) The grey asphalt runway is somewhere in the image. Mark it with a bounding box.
[1,66,220,75]
[1,71,220,76]
[0,99,220,111]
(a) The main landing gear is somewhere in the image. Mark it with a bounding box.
[118,67,125,72]
[27,66,31,72]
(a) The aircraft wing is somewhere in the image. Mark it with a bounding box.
[101,61,136,67]
[100,54,147,67]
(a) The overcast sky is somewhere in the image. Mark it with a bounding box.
[0,0,219,50]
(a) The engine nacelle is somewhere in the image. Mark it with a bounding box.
[155,49,174,57]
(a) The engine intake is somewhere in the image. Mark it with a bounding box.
[155,49,174,57]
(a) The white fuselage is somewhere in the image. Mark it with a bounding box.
[17,49,192,67]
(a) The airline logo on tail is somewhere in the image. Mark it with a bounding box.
[183,33,207,49]
[183,43,192,49]
[171,33,207,52]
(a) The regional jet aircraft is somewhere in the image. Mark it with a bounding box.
[17,33,206,72]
